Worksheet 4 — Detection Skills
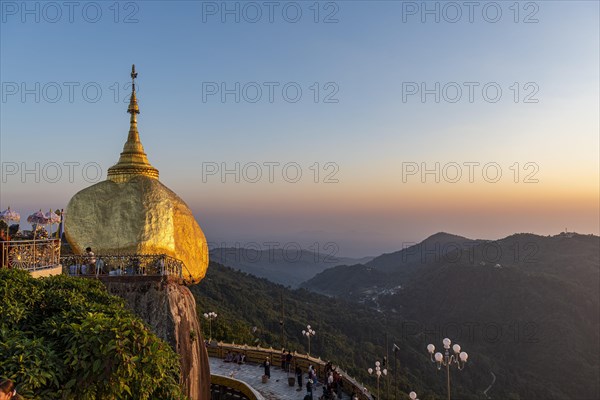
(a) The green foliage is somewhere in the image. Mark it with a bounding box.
[0,269,185,400]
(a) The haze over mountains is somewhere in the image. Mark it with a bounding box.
[204,231,600,399]
[209,247,373,287]
[303,232,599,298]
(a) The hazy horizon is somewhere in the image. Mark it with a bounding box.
[2,1,598,257]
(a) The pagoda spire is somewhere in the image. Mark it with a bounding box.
[107,65,159,183]
[127,64,140,137]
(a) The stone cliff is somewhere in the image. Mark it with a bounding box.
[102,277,210,399]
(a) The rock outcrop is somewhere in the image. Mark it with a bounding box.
[102,278,210,399]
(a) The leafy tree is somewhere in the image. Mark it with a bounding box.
[0,269,186,400]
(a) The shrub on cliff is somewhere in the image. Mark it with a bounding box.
[0,269,186,400]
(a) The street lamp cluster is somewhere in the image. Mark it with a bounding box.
[367,360,387,399]
[409,391,419,400]
[427,338,468,400]
[203,311,217,341]
[301,324,316,355]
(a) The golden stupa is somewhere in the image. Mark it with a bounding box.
[65,65,208,284]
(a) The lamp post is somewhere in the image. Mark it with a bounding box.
[392,343,400,400]
[301,325,316,355]
[427,338,468,400]
[367,360,387,400]
[409,391,419,400]
[203,311,217,341]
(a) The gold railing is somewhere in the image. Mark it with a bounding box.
[207,342,373,400]
[60,253,186,279]
[0,239,61,271]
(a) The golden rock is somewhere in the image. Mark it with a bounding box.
[65,65,208,284]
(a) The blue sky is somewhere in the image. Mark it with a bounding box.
[1,1,598,256]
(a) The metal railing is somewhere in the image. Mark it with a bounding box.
[0,239,61,271]
[60,253,186,279]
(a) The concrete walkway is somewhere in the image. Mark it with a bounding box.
[209,357,350,400]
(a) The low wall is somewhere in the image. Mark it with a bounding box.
[30,265,63,278]
[207,342,373,400]
[210,374,265,400]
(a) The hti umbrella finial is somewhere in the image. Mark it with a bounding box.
[107,65,159,183]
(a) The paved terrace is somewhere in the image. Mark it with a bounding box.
[209,357,353,400]
[207,343,374,400]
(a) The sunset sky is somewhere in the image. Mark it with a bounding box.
[1,1,598,256]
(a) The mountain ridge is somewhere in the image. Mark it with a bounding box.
[298,231,599,399]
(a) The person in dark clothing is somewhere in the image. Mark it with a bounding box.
[320,386,329,400]
[325,361,333,375]
[306,379,314,400]
[296,365,303,390]
[285,351,293,372]
[262,358,271,379]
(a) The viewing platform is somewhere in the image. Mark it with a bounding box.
[60,253,194,284]
[208,342,373,400]
[0,238,194,284]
